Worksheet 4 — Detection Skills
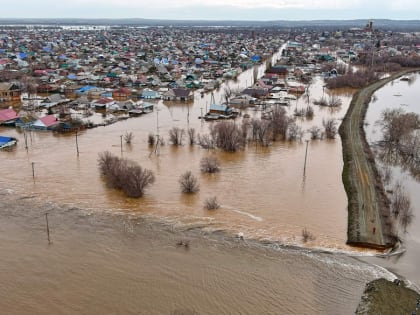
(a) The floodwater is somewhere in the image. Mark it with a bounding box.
[363,72,420,289]
[0,52,394,314]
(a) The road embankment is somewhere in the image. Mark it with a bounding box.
[339,70,418,249]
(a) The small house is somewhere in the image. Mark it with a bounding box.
[91,97,116,110]
[141,89,161,99]
[0,83,21,102]
[0,108,20,126]
[31,115,60,130]
[163,88,193,101]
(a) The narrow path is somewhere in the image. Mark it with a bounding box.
[339,70,418,249]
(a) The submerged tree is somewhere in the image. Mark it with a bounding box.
[169,127,185,145]
[200,156,221,173]
[179,171,200,193]
[98,151,155,198]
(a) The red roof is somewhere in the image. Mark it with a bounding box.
[40,115,59,127]
[0,108,19,122]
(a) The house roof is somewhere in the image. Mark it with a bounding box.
[0,108,19,122]
[210,103,229,112]
[34,115,59,127]
[172,88,191,98]
[0,83,19,91]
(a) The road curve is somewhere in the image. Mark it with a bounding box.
[339,70,417,249]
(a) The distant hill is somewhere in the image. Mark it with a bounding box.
[0,18,419,31]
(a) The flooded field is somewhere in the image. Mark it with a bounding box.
[0,67,354,250]
[1,56,394,314]
[363,72,420,289]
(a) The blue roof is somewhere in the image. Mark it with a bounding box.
[210,103,230,112]
[76,86,97,93]
[0,136,14,146]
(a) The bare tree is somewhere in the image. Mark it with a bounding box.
[200,156,220,173]
[287,122,303,141]
[223,85,232,104]
[305,106,314,119]
[187,128,196,145]
[124,131,134,144]
[250,118,272,145]
[179,171,200,193]
[308,126,322,140]
[210,121,245,152]
[148,133,155,146]
[197,134,215,150]
[270,107,293,140]
[98,151,155,198]
[204,197,220,210]
[169,127,185,145]
[323,118,338,139]
[328,95,342,107]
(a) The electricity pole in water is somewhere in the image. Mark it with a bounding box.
[45,213,51,244]
[303,140,309,175]
[75,130,79,156]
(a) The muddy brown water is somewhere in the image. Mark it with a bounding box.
[0,57,396,314]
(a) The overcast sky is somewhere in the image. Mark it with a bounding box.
[1,0,420,20]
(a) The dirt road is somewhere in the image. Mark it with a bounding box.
[339,71,417,249]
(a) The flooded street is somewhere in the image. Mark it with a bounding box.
[0,53,394,314]
[363,72,420,289]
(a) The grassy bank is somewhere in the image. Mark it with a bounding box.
[356,278,420,315]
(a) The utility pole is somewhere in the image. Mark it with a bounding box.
[303,140,309,175]
[45,213,51,244]
[31,162,35,179]
[75,130,79,156]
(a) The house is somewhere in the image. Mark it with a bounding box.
[112,87,132,101]
[90,97,116,110]
[163,88,193,101]
[229,94,256,106]
[242,87,269,99]
[209,103,232,115]
[40,94,70,109]
[266,66,289,76]
[0,108,20,126]
[0,83,21,102]
[31,115,61,130]
[141,88,161,99]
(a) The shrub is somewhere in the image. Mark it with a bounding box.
[148,133,155,146]
[179,171,200,193]
[200,156,220,173]
[323,118,338,139]
[210,121,245,152]
[124,131,134,144]
[98,151,155,198]
[204,197,220,210]
[188,128,196,145]
[302,228,315,243]
[169,127,185,145]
